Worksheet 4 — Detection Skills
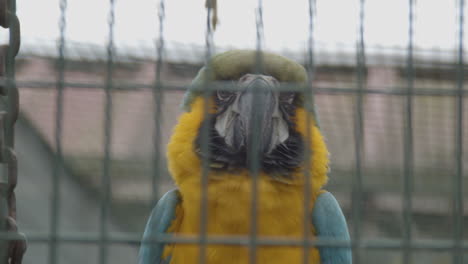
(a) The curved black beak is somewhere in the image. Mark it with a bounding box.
[236,75,276,157]
[214,74,290,162]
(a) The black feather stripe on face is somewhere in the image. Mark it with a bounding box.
[194,111,304,179]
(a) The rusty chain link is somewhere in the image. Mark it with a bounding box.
[0,0,27,263]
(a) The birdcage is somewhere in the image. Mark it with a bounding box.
[0,0,467,264]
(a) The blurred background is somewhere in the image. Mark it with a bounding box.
[5,0,468,263]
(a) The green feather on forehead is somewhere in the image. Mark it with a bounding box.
[181,50,320,126]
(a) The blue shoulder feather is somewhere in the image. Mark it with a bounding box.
[138,189,180,264]
[312,192,352,264]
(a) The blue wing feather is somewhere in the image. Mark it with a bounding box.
[139,190,349,264]
[312,192,352,264]
[138,189,180,264]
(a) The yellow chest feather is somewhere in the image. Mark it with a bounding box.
[164,175,321,264]
[165,98,328,263]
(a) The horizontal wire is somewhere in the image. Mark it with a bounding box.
[6,80,468,96]
[0,232,467,250]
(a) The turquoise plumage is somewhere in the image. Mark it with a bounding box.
[138,190,351,264]
[312,192,352,264]
[139,190,179,264]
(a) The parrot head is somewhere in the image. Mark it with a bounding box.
[194,73,305,177]
[168,50,328,189]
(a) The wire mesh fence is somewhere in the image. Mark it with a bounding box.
[0,0,467,264]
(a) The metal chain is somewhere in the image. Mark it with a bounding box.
[0,0,27,263]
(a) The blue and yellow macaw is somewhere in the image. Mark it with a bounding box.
[139,50,351,264]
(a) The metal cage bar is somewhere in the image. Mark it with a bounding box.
[49,0,67,263]
[152,0,166,207]
[3,231,468,249]
[302,0,317,263]
[352,0,366,263]
[402,0,415,263]
[247,1,265,263]
[453,0,465,263]
[6,1,467,263]
[198,2,215,263]
[99,1,116,264]
[5,80,468,96]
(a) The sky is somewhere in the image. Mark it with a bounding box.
[10,0,467,59]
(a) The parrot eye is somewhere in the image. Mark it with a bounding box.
[279,92,295,105]
[216,90,235,103]
[214,89,236,114]
[279,92,296,117]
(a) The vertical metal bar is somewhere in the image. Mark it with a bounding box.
[100,1,115,264]
[199,2,214,263]
[152,0,166,205]
[247,86,261,264]
[248,1,264,264]
[352,0,366,263]
[402,0,415,263]
[453,0,464,263]
[303,0,316,263]
[49,0,67,263]
[247,84,261,264]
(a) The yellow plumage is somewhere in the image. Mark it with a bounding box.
[163,95,329,263]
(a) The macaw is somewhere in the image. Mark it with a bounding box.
[139,50,351,264]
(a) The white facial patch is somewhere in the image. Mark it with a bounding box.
[214,75,291,153]
[269,97,290,152]
[215,96,241,147]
